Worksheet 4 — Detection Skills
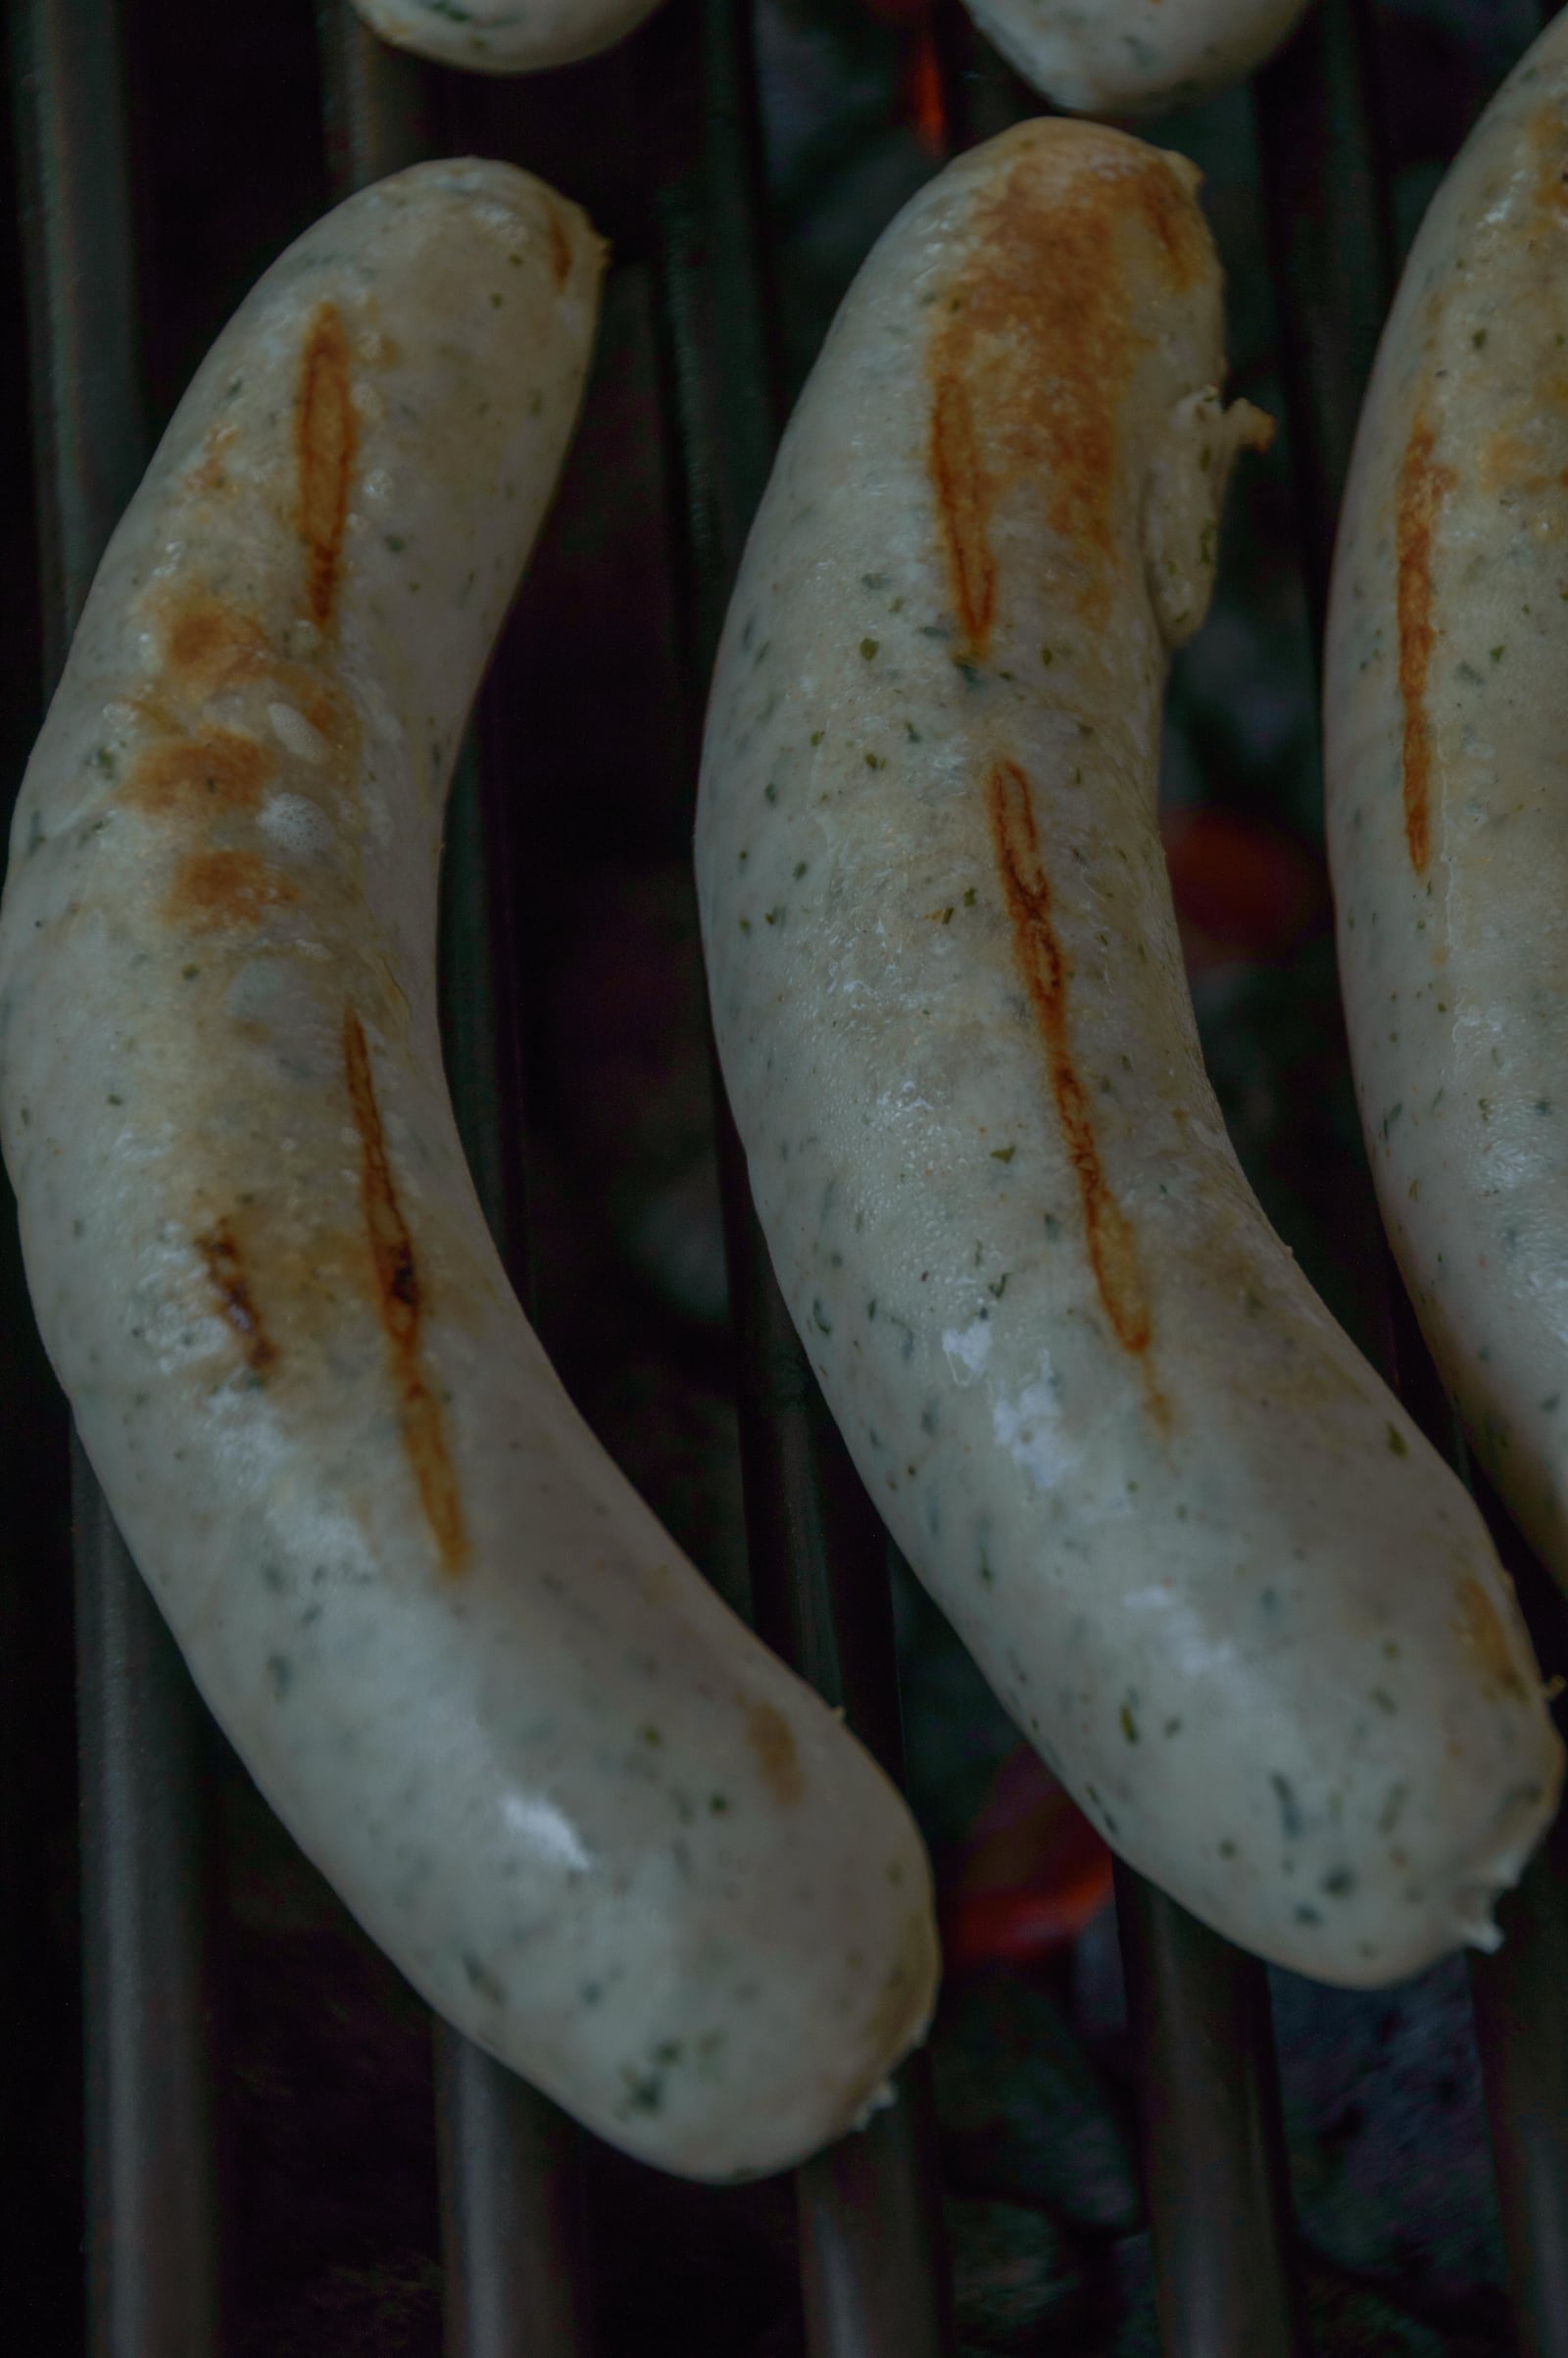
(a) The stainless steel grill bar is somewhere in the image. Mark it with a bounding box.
[9,7,226,2355]
[1254,0,1395,641]
[1472,1779,1568,2358]
[1076,13,1399,2348]
[314,13,596,2352]
[647,0,956,2346]
[1116,1868,1307,2358]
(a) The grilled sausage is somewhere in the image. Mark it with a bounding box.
[961,0,1313,119]
[0,158,937,2181]
[1325,15,1568,1592]
[350,0,664,74]
[697,118,1562,1987]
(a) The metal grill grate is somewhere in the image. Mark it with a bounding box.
[5,2,1568,2352]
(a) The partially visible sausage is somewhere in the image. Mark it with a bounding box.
[1326,11,1568,1590]
[351,0,666,74]
[0,158,938,2182]
[697,118,1562,1989]
[962,0,1313,118]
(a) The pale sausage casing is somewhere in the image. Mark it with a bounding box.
[350,0,664,74]
[0,159,937,2181]
[1326,13,1568,1590]
[962,0,1313,120]
[697,119,1562,1988]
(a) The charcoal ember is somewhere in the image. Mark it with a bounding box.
[933,1966,1140,2232]
[546,864,728,1330]
[894,1561,1031,1860]
[220,1764,445,2351]
[946,2194,1087,2350]
[1304,2256,1505,2358]
[579,1353,753,1623]
[1108,2234,1499,2358]
[242,2257,441,2358]
[1269,1955,1508,2330]
[1106,2233,1159,2358]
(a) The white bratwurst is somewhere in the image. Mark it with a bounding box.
[961,0,1313,119]
[1326,14,1568,1591]
[350,0,665,74]
[697,119,1562,1987]
[0,159,937,2181]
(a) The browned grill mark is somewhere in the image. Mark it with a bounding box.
[1396,415,1452,876]
[987,759,1164,1413]
[548,212,572,291]
[746,1700,805,1806]
[926,132,1206,655]
[166,601,272,694]
[126,730,273,818]
[1456,1578,1528,1701]
[168,849,298,930]
[929,370,995,653]
[197,1218,277,1374]
[343,1006,469,1575]
[297,303,356,628]
[1530,101,1568,222]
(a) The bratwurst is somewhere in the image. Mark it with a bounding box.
[697,119,1561,1987]
[1325,10,1568,1594]
[0,158,937,2180]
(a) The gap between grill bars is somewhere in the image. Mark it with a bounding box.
[7,2,1568,2354]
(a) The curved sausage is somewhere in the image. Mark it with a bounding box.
[350,0,664,74]
[0,158,937,2181]
[696,118,1562,1988]
[961,0,1313,119]
[1325,16,1568,1590]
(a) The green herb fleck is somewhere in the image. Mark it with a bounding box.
[860,637,879,660]
[1386,1422,1408,1457]
[991,1145,1016,1162]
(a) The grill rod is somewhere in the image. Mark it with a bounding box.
[314,11,599,2354]
[645,0,958,2343]
[9,5,226,2353]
